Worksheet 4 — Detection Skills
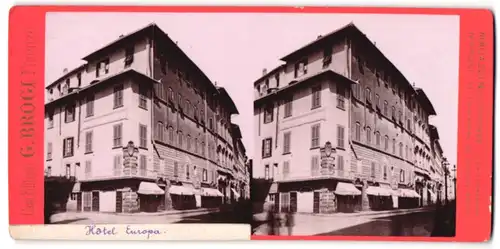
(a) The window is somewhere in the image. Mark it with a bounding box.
[156,122,163,141]
[187,135,192,151]
[337,85,345,109]
[310,155,320,176]
[77,72,82,87]
[86,95,94,117]
[375,94,380,109]
[66,164,71,178]
[113,154,121,176]
[96,58,109,77]
[392,138,396,154]
[85,160,92,179]
[125,46,134,66]
[337,125,345,149]
[311,124,320,148]
[85,131,93,153]
[275,74,280,87]
[47,142,52,160]
[178,131,183,148]
[139,85,148,109]
[63,137,74,157]
[173,162,179,177]
[399,142,403,157]
[201,142,205,157]
[262,138,272,158]
[375,131,381,147]
[168,87,174,103]
[405,145,409,159]
[383,165,388,180]
[139,124,147,148]
[400,169,405,182]
[113,84,124,108]
[294,59,308,78]
[283,132,291,154]
[203,168,208,182]
[264,105,273,123]
[338,155,344,171]
[383,101,388,116]
[284,97,293,118]
[355,122,361,141]
[365,88,371,103]
[371,162,376,178]
[48,112,54,129]
[384,135,389,151]
[113,124,123,148]
[46,166,51,176]
[65,104,75,123]
[366,127,372,144]
[283,161,290,179]
[168,127,174,144]
[323,46,332,67]
[140,155,147,176]
[407,119,411,131]
[264,165,270,180]
[391,106,396,119]
[209,118,213,130]
[311,86,321,109]
[156,83,165,101]
[399,111,403,123]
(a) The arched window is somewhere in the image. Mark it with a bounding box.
[355,122,361,141]
[178,131,183,148]
[157,122,164,141]
[187,135,192,151]
[168,126,174,144]
[168,87,174,102]
[399,142,403,157]
[383,101,388,116]
[392,138,396,154]
[375,131,381,146]
[366,126,371,144]
[384,135,389,151]
[391,106,396,118]
[365,88,371,103]
[194,138,198,153]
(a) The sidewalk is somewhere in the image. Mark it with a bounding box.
[253,207,434,236]
[50,207,219,224]
[254,207,431,221]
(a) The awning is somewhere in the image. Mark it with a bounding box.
[72,182,81,193]
[398,188,421,198]
[334,182,361,196]
[366,186,391,197]
[231,188,241,199]
[137,182,165,195]
[201,187,224,197]
[169,185,195,196]
[269,182,278,194]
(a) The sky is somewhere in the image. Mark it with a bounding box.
[46,13,459,166]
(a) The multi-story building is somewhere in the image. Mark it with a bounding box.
[44,23,248,213]
[253,22,447,213]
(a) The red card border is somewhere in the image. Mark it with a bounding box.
[8,6,493,242]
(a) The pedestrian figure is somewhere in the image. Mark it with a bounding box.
[266,203,277,235]
[284,207,295,236]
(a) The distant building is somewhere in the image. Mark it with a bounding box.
[45,23,248,213]
[253,23,447,213]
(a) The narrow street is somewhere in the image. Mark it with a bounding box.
[253,205,455,237]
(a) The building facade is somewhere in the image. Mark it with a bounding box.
[253,23,448,213]
[45,23,249,213]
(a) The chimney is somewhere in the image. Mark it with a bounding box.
[317,35,323,39]
[63,68,68,74]
[119,34,124,38]
[262,68,267,76]
[214,81,218,87]
[374,41,377,46]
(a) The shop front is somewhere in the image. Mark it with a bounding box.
[366,184,394,211]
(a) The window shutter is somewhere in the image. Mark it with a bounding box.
[63,138,67,156]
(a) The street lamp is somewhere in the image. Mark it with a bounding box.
[443,159,449,205]
[452,164,457,201]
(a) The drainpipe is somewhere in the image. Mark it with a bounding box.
[275,100,279,148]
[77,96,82,148]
